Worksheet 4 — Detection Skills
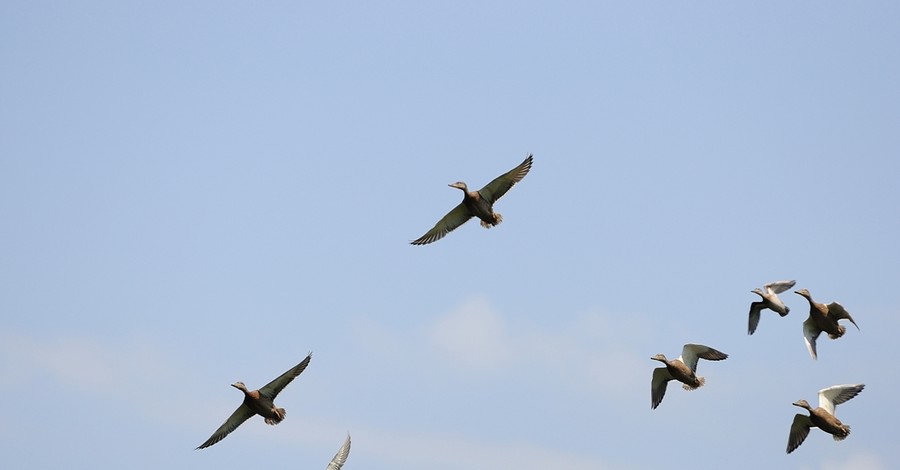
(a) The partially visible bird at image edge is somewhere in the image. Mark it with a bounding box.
[326,434,351,470]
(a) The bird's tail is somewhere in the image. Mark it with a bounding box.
[683,376,705,391]
[833,425,850,441]
[265,408,286,425]
[828,325,847,340]
[480,213,503,228]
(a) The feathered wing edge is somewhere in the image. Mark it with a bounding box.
[478,154,533,203]
[196,404,255,450]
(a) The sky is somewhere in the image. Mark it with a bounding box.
[1,1,899,469]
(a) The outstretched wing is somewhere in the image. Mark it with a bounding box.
[818,384,865,416]
[802,318,821,360]
[260,353,312,399]
[748,302,764,335]
[196,404,255,449]
[478,154,533,204]
[786,414,813,454]
[765,280,796,294]
[651,367,673,410]
[326,434,352,470]
[680,344,728,372]
[827,302,859,330]
[410,203,473,245]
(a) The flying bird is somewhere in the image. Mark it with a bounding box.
[197,353,312,449]
[748,279,796,335]
[411,154,533,245]
[787,384,865,454]
[650,343,728,409]
[326,434,352,470]
[794,289,859,359]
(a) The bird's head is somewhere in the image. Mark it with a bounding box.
[792,399,811,410]
[650,354,668,363]
[448,181,468,191]
[793,288,811,299]
[231,381,248,392]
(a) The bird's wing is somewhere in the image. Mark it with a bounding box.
[818,384,865,416]
[748,302,764,335]
[410,203,473,245]
[765,280,796,294]
[477,154,533,204]
[827,302,859,330]
[802,318,821,360]
[260,353,312,399]
[196,404,255,449]
[326,434,352,470]
[651,367,673,409]
[680,344,728,372]
[786,414,813,454]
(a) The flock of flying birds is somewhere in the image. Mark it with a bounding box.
[195,154,864,463]
[650,279,863,454]
[753,282,863,454]
[193,156,537,464]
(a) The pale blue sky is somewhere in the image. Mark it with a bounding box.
[2,2,899,469]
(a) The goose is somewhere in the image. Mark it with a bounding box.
[650,344,728,409]
[748,280,795,335]
[787,384,865,454]
[197,353,312,449]
[411,154,533,245]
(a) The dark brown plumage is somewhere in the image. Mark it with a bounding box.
[196,353,312,449]
[411,154,533,245]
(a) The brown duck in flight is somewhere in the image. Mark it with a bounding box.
[794,289,859,360]
[748,279,795,335]
[650,343,728,409]
[787,384,865,454]
[197,353,312,449]
[411,154,533,245]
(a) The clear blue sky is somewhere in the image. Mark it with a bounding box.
[2,2,898,469]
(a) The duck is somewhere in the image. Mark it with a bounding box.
[650,344,728,409]
[748,280,796,335]
[787,384,865,454]
[196,353,312,449]
[411,154,533,245]
[794,288,859,359]
[327,434,352,470]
